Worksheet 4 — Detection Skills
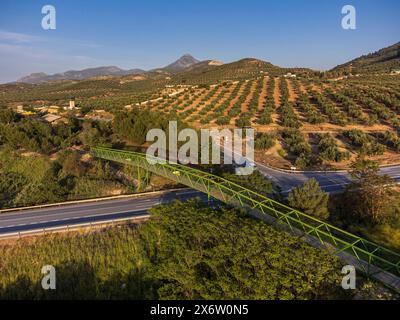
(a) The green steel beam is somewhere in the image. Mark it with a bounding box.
[91,146,400,283]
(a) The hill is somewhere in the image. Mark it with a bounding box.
[0,56,311,106]
[162,54,200,73]
[332,42,400,74]
[171,58,285,84]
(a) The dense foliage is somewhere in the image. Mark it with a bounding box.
[316,133,350,162]
[0,150,133,208]
[223,171,273,196]
[255,132,276,150]
[288,178,330,220]
[0,200,344,300]
[336,159,400,225]
[343,129,386,156]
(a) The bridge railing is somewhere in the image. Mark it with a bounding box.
[91,146,400,279]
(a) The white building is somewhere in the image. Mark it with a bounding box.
[284,72,297,78]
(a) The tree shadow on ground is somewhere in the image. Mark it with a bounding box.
[0,261,157,300]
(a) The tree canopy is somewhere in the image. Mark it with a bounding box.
[142,200,342,299]
[288,178,330,220]
[0,200,344,299]
[343,159,400,224]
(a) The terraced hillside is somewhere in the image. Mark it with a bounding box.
[0,57,313,108]
[144,74,400,170]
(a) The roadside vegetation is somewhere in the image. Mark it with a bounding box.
[282,158,400,251]
[1,200,395,300]
[0,200,349,299]
[331,159,400,250]
[0,108,184,209]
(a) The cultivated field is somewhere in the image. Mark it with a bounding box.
[142,74,400,170]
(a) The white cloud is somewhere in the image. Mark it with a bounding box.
[0,30,44,43]
[0,41,109,83]
[0,30,107,83]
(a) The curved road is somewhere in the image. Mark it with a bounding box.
[256,162,400,194]
[224,143,400,193]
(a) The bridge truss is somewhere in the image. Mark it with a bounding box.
[92,146,400,290]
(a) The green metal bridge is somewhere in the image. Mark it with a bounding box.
[92,146,400,290]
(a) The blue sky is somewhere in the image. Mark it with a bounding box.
[0,0,399,83]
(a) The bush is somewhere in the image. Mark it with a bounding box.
[235,116,251,128]
[344,129,386,156]
[317,133,350,162]
[281,128,311,156]
[255,133,275,150]
[216,116,230,126]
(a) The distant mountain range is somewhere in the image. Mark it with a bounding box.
[17,54,203,84]
[17,66,147,84]
[15,42,400,84]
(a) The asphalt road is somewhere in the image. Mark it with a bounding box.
[223,143,400,194]
[256,162,400,194]
[0,189,214,236]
